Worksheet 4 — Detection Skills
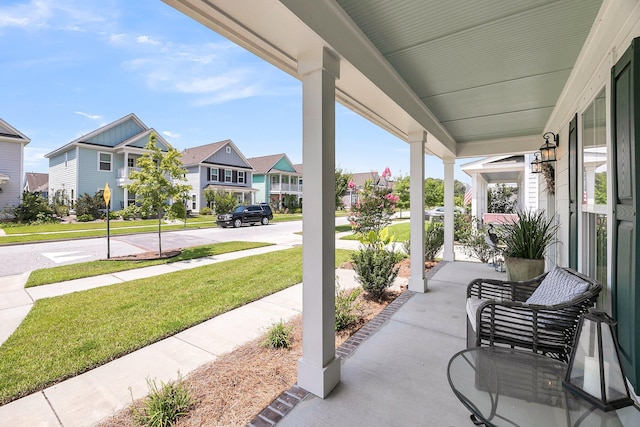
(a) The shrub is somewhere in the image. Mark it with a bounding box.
[402,222,444,261]
[54,204,69,217]
[261,320,293,349]
[335,284,362,331]
[167,202,186,220]
[75,191,105,220]
[349,179,398,234]
[460,218,493,263]
[199,207,212,215]
[76,214,94,222]
[352,228,400,300]
[454,213,472,242]
[13,191,55,224]
[132,376,193,427]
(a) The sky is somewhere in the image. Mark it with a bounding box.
[1,0,473,185]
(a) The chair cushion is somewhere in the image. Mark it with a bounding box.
[466,298,492,331]
[525,267,589,306]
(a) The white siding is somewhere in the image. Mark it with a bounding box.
[48,149,77,204]
[0,140,23,208]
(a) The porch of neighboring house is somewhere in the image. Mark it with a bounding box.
[203,184,257,206]
[269,174,303,210]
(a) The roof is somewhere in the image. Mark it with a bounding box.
[350,171,380,188]
[0,118,30,145]
[24,172,49,192]
[293,164,302,174]
[45,113,168,158]
[180,140,230,165]
[247,153,298,174]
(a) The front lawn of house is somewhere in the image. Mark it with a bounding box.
[0,247,352,405]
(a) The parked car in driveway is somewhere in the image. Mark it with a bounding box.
[424,206,465,220]
[216,204,274,228]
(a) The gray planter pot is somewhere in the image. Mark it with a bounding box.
[505,256,545,281]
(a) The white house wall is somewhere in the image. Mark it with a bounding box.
[48,149,77,205]
[0,140,23,208]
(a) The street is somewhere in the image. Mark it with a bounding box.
[0,218,350,277]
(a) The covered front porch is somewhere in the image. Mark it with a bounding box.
[269,261,507,426]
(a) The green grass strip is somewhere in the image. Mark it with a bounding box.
[340,222,421,242]
[0,247,352,404]
[26,241,272,287]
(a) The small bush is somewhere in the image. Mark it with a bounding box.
[460,218,492,263]
[75,191,105,220]
[335,284,362,331]
[54,204,69,217]
[132,376,194,427]
[76,214,94,222]
[199,207,212,215]
[352,229,400,300]
[402,222,445,261]
[262,320,293,349]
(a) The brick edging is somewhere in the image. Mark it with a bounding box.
[247,289,415,426]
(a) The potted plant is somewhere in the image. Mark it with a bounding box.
[501,209,558,281]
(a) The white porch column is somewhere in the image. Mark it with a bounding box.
[443,158,455,261]
[408,130,427,292]
[297,47,341,398]
[123,152,129,208]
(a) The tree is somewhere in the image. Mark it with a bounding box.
[208,189,237,214]
[424,178,444,208]
[126,132,191,256]
[76,191,106,220]
[335,167,352,210]
[13,191,55,223]
[393,175,410,216]
[349,180,398,234]
[488,183,518,213]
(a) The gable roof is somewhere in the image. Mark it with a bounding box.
[247,153,298,174]
[293,164,303,174]
[24,172,48,192]
[45,113,158,158]
[0,118,30,145]
[180,139,255,170]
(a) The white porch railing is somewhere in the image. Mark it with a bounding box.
[117,167,142,179]
[271,183,303,192]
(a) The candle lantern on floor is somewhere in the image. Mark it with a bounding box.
[563,308,634,411]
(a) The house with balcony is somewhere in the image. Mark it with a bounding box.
[45,113,171,209]
[0,118,30,211]
[161,1,640,409]
[247,153,302,209]
[180,140,256,212]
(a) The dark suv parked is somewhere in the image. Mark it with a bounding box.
[216,204,273,228]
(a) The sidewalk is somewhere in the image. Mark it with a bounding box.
[0,238,406,427]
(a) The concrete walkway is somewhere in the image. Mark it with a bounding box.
[0,237,405,427]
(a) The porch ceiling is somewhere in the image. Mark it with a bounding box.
[163,0,603,159]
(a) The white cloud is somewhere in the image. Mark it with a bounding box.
[74,111,102,120]
[109,33,127,43]
[0,0,112,31]
[195,86,260,106]
[23,146,53,172]
[136,35,160,46]
[162,131,180,138]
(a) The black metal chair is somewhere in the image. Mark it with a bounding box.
[466,267,602,362]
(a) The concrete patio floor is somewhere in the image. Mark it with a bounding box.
[276,260,507,427]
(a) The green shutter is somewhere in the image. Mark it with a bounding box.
[611,38,640,388]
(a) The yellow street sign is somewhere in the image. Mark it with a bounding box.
[104,183,111,206]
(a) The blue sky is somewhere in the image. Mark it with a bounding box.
[1,0,472,184]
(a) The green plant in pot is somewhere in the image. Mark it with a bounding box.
[501,209,558,281]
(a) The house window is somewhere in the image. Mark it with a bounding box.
[98,152,112,172]
[127,158,135,168]
[225,169,232,183]
[192,194,196,210]
[238,171,245,184]
[65,152,68,167]
[581,88,607,290]
[226,146,231,154]
[210,168,219,182]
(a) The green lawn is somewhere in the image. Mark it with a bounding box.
[340,222,427,242]
[0,247,353,405]
[26,241,272,287]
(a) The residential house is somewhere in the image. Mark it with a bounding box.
[45,113,172,209]
[180,140,256,212]
[164,0,640,402]
[341,170,391,209]
[247,153,302,209]
[23,172,49,200]
[461,155,539,222]
[0,118,30,210]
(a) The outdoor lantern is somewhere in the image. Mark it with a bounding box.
[530,152,542,173]
[563,308,635,412]
[540,132,558,163]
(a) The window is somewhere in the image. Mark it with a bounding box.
[192,194,196,210]
[210,168,219,182]
[225,169,232,183]
[98,152,112,172]
[226,146,231,154]
[65,152,68,167]
[581,88,607,290]
[238,171,245,184]
[127,157,135,168]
